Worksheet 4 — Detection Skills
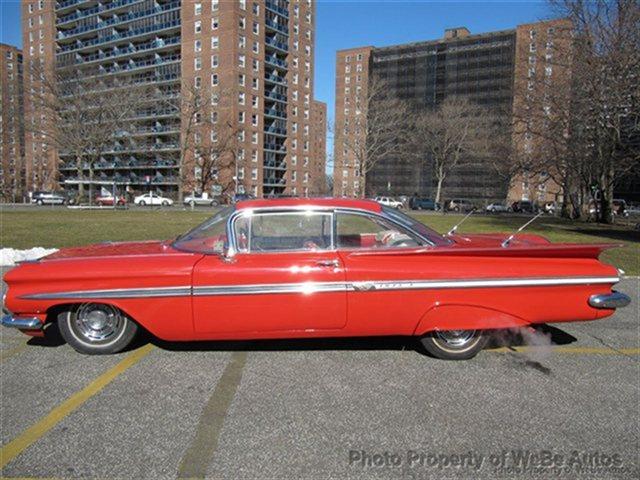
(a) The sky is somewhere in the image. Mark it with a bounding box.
[1,0,553,172]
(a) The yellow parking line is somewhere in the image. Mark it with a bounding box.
[488,346,640,355]
[0,344,154,469]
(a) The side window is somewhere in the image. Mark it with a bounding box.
[336,213,423,249]
[235,212,332,252]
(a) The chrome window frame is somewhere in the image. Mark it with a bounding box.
[229,208,336,255]
[225,205,437,257]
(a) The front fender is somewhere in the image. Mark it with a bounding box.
[413,304,528,335]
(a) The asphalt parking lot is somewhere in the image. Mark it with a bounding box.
[1,278,638,480]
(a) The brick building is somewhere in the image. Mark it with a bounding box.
[0,43,25,202]
[333,19,572,205]
[19,0,326,200]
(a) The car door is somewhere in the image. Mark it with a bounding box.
[334,209,441,336]
[192,209,347,334]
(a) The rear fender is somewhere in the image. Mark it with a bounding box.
[413,304,528,335]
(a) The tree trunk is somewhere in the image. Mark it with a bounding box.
[76,155,84,200]
[599,165,615,224]
[434,177,444,207]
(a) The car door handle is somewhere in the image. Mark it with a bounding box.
[316,259,340,268]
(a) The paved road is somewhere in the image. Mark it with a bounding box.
[1,278,638,480]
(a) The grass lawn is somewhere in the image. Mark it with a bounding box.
[1,208,638,274]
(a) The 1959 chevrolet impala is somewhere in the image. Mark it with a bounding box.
[1,198,631,359]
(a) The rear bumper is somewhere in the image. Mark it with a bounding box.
[1,314,43,330]
[589,291,631,309]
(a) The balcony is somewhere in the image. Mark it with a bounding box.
[57,0,145,26]
[60,36,180,68]
[265,36,288,53]
[57,18,181,55]
[265,55,288,69]
[263,177,287,187]
[265,90,287,103]
[265,0,289,18]
[264,143,287,154]
[264,108,287,120]
[265,73,287,85]
[265,18,289,36]
[57,1,180,42]
[264,125,287,136]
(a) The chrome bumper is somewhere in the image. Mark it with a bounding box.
[589,291,631,309]
[1,314,42,330]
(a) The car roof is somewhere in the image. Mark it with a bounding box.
[235,197,383,213]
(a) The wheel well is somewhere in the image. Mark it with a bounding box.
[45,302,142,329]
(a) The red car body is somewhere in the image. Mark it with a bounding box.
[1,198,630,357]
[95,195,126,206]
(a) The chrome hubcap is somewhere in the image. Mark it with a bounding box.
[434,329,478,348]
[73,304,124,343]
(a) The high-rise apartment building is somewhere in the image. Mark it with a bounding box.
[20,0,325,199]
[0,44,26,202]
[309,99,327,194]
[333,20,571,204]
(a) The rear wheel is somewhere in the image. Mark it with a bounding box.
[161,200,169,206]
[58,304,138,355]
[420,329,488,360]
[139,200,146,206]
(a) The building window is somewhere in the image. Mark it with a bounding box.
[239,92,245,105]
[251,168,258,180]
[253,22,259,34]
[211,36,219,49]
[545,66,552,77]
[239,35,246,48]
[238,112,245,123]
[195,21,202,34]
[251,114,258,126]
[211,74,218,86]
[212,18,219,29]
[239,17,245,29]
[211,55,219,68]
[195,3,202,15]
[194,40,202,52]
[238,74,245,86]
[252,95,258,108]
[252,41,259,54]
[212,0,219,10]
[195,57,202,70]
[238,54,245,68]
[195,76,202,88]
[251,132,258,144]
[252,150,258,162]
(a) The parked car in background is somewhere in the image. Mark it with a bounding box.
[232,193,255,203]
[511,200,537,213]
[447,199,475,212]
[374,196,404,209]
[2,198,630,359]
[183,193,220,207]
[31,191,66,205]
[95,194,126,206]
[133,193,173,206]
[410,197,440,211]
[485,203,510,214]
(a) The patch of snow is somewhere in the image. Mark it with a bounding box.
[0,248,58,267]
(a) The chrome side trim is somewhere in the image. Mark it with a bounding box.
[21,286,191,300]
[350,276,620,292]
[18,276,619,300]
[194,282,350,296]
[589,291,631,309]
[1,314,42,330]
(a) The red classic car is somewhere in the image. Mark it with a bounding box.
[1,198,631,359]
[95,194,127,206]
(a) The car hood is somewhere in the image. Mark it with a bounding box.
[41,241,176,261]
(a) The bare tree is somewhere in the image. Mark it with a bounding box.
[335,77,413,197]
[412,97,497,206]
[541,0,640,222]
[28,64,152,201]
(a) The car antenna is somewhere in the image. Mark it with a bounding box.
[501,211,544,248]
[446,208,476,236]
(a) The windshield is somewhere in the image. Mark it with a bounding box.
[381,206,453,246]
[173,206,234,254]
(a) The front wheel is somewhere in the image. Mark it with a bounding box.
[139,200,146,206]
[161,200,169,206]
[419,329,489,360]
[58,304,138,355]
